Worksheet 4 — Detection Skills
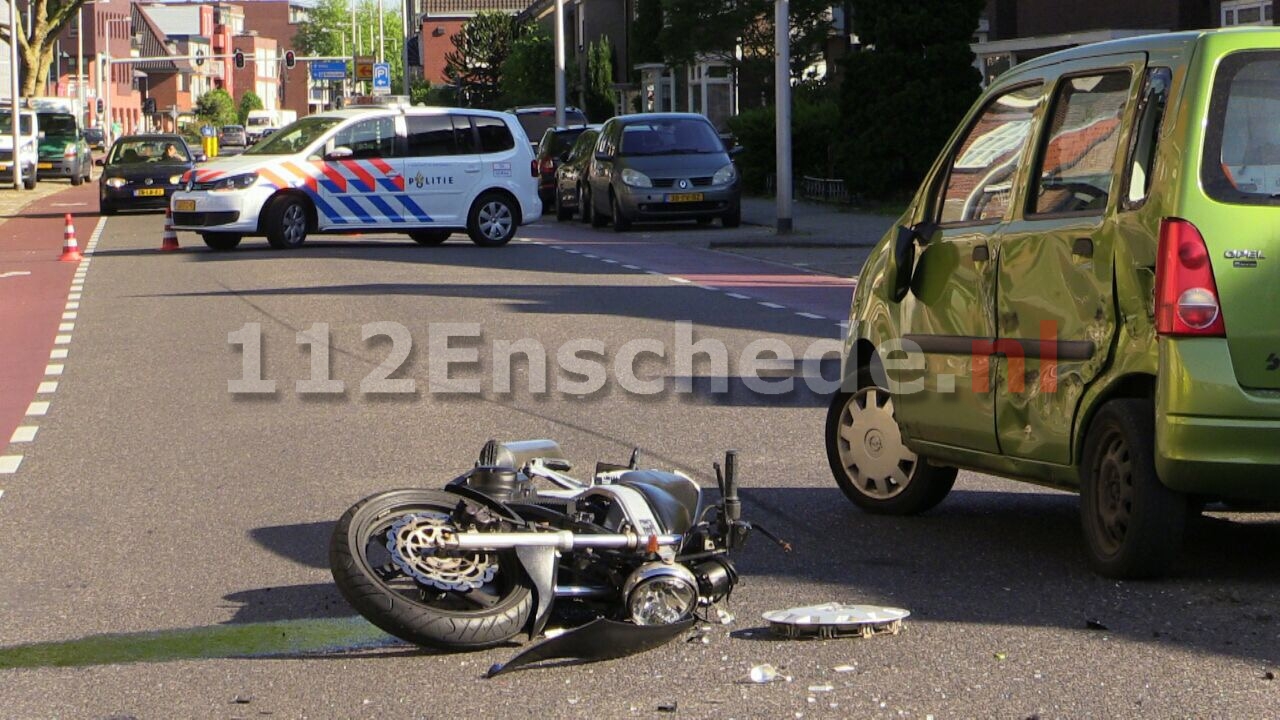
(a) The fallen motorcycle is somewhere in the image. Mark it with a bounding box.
[329,439,783,674]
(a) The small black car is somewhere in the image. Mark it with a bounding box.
[98,134,199,215]
[535,125,595,209]
[553,126,602,221]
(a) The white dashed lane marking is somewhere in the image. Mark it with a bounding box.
[9,427,37,443]
[532,240,842,325]
[1,215,107,495]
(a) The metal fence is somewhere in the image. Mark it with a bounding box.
[765,174,852,204]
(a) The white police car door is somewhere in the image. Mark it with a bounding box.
[315,116,407,229]
[401,113,482,227]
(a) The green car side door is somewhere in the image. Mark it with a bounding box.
[992,54,1148,465]
[888,82,1045,453]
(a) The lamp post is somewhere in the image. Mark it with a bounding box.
[774,0,792,234]
[9,0,22,188]
[103,17,132,140]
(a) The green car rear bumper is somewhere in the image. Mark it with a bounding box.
[1156,338,1280,499]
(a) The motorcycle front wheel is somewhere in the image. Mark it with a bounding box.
[329,488,534,650]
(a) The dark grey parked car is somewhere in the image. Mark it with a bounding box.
[583,113,741,231]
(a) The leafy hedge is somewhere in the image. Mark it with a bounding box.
[726,85,839,195]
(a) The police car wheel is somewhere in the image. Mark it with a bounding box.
[468,192,516,247]
[266,196,309,249]
[202,233,242,251]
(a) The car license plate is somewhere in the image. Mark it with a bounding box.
[174,199,196,212]
[135,188,165,197]
[667,192,703,203]
[37,162,52,169]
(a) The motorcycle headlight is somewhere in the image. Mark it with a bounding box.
[104,177,127,188]
[169,175,182,185]
[210,172,259,192]
[713,164,737,186]
[623,562,698,626]
[620,168,652,188]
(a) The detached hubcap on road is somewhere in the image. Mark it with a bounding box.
[835,387,916,500]
[479,202,511,241]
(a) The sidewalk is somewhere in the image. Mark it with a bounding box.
[710,195,897,278]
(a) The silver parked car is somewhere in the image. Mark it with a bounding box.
[583,113,742,231]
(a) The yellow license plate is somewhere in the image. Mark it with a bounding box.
[174,199,196,212]
[135,188,165,197]
[667,192,704,203]
[37,162,53,169]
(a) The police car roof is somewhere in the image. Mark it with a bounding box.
[313,104,516,121]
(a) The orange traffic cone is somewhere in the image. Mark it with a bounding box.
[160,207,180,251]
[59,214,82,262]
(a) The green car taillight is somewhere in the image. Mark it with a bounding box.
[1155,218,1226,337]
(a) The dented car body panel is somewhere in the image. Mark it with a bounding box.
[839,28,1280,500]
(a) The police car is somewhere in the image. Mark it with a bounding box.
[169,100,542,251]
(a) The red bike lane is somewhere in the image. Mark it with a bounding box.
[0,182,99,460]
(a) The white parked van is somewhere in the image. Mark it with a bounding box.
[170,101,541,251]
[0,108,40,189]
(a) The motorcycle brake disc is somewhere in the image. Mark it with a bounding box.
[386,512,498,592]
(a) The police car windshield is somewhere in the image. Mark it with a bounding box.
[245,116,343,156]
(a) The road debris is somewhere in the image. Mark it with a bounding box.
[747,663,792,683]
[657,701,678,712]
[1085,619,1109,631]
[994,652,1008,661]
[762,603,909,639]
[833,664,857,673]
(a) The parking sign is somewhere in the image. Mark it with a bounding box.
[372,62,391,95]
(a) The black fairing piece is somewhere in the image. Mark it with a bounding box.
[619,470,702,535]
[486,617,696,677]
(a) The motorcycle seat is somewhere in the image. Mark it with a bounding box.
[620,470,703,536]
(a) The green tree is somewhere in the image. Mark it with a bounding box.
[443,11,518,108]
[194,89,238,127]
[4,0,91,97]
[499,26,556,107]
[237,91,264,125]
[658,0,831,81]
[629,0,664,81]
[583,37,615,121]
[835,0,985,199]
[292,0,404,91]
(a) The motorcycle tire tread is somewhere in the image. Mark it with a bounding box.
[329,488,535,650]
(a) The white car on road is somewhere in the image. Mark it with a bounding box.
[170,103,541,251]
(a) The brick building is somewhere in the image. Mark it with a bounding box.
[419,0,528,85]
[975,0,1273,84]
[237,0,317,120]
[230,33,280,113]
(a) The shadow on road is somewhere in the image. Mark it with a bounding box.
[735,484,1280,665]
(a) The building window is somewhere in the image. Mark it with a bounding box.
[1222,0,1273,26]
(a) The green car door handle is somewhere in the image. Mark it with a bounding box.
[972,244,990,262]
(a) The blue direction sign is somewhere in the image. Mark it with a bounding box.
[310,60,348,81]
[372,62,391,95]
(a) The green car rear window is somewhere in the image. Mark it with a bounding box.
[1202,50,1280,205]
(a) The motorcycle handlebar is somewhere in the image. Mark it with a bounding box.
[723,450,741,524]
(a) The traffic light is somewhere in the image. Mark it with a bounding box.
[96,98,104,114]
[234,49,245,69]
[284,50,295,69]
[143,97,156,114]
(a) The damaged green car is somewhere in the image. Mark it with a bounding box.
[827,28,1280,579]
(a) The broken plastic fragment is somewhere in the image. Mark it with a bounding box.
[749,664,779,683]
[994,652,1007,661]
[716,607,735,625]
[808,684,834,693]
[833,664,857,673]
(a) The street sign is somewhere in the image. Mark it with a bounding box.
[354,55,375,81]
[372,62,391,95]
[310,59,348,81]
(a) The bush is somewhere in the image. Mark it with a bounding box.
[726,85,843,195]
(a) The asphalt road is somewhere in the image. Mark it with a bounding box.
[0,209,1277,719]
